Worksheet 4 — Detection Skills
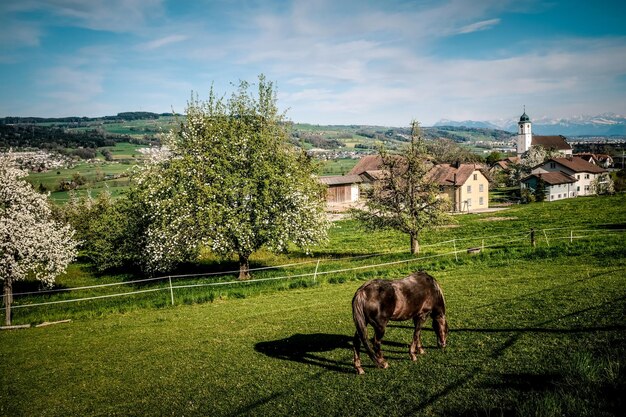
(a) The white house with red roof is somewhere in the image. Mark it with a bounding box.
[521,156,609,200]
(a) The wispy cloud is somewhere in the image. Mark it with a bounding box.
[139,35,188,50]
[456,18,501,34]
[4,0,164,33]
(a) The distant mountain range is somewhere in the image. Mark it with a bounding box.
[434,113,626,136]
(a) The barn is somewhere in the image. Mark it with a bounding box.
[319,175,362,203]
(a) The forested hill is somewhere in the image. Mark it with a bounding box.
[0,112,168,125]
[0,124,135,149]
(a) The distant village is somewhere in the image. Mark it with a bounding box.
[320,110,617,212]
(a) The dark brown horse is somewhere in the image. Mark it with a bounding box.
[352,271,448,374]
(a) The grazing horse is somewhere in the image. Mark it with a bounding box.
[352,271,448,375]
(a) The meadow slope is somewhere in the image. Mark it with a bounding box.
[1,195,625,416]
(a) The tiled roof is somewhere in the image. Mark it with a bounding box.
[522,171,576,185]
[549,157,607,173]
[531,135,572,151]
[318,175,363,186]
[348,155,384,175]
[426,163,487,186]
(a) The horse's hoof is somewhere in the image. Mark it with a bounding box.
[380,361,389,369]
[410,354,417,361]
[356,368,365,375]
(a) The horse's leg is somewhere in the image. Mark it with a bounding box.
[409,315,427,361]
[353,331,365,375]
[372,321,389,369]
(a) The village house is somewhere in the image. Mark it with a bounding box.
[573,153,614,169]
[340,155,491,212]
[489,156,519,175]
[521,156,608,200]
[426,163,490,212]
[520,172,577,201]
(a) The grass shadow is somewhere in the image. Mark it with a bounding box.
[254,333,354,374]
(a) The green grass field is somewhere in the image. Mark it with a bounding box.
[24,142,143,203]
[1,195,625,416]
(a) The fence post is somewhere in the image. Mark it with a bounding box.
[313,259,320,284]
[530,228,536,247]
[543,229,550,247]
[168,276,174,306]
[482,239,485,251]
[453,239,459,262]
[570,230,573,243]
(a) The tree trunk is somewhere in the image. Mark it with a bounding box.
[3,279,12,326]
[410,234,420,255]
[238,254,251,280]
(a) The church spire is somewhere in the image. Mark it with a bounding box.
[517,107,532,155]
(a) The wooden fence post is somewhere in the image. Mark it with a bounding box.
[530,228,536,247]
[168,276,174,306]
[313,260,320,283]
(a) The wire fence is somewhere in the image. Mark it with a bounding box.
[4,227,625,322]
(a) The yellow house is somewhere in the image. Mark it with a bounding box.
[427,163,490,212]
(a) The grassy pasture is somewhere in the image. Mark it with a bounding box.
[24,142,143,203]
[320,158,360,175]
[1,195,625,416]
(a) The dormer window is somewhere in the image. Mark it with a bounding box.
[549,162,556,169]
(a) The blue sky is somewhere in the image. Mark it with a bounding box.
[1,0,625,126]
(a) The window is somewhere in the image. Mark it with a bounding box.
[550,162,556,169]
[479,184,484,192]
[584,174,590,179]
[479,197,484,205]
[467,185,471,193]
[577,175,580,180]
[473,174,477,181]
[577,186,580,191]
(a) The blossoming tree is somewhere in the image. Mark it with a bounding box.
[138,76,329,279]
[1,153,78,325]
[351,121,450,254]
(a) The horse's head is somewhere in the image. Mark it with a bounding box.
[433,314,448,348]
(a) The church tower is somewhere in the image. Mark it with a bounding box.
[517,108,532,155]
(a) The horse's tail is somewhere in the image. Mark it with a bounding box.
[352,290,378,363]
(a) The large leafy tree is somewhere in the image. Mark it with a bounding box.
[352,121,450,254]
[139,76,329,278]
[0,153,78,325]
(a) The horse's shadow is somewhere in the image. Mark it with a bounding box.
[254,333,355,374]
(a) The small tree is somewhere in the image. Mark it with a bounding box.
[426,138,482,165]
[53,190,149,272]
[139,76,329,278]
[507,145,557,186]
[352,121,451,254]
[534,175,547,202]
[1,153,78,325]
[590,173,615,195]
